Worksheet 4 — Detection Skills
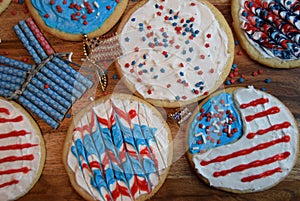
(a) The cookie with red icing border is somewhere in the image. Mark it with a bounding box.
[25,0,129,41]
[187,86,299,193]
[63,93,172,201]
[0,97,46,201]
[232,0,300,68]
[0,0,12,15]
[116,0,234,108]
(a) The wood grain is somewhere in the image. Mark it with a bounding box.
[0,1,299,201]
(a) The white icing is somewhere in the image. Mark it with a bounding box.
[192,87,298,192]
[0,99,42,201]
[118,0,230,103]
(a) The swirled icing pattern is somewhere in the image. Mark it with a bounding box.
[240,0,300,60]
[67,97,169,200]
[30,0,122,34]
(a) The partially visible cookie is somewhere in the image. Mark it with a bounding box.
[0,97,46,201]
[63,93,172,201]
[25,0,129,41]
[0,0,11,15]
[116,0,234,108]
[187,86,299,193]
[232,0,300,68]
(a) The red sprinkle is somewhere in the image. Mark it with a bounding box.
[44,14,50,18]
[206,34,211,38]
[83,20,88,25]
[11,10,17,15]
[50,0,55,5]
[258,69,264,75]
[209,68,214,73]
[252,71,258,76]
[44,84,49,89]
[237,50,243,55]
[205,43,210,48]
[106,5,111,10]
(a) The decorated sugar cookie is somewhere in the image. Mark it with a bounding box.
[63,94,172,201]
[232,0,300,68]
[116,0,234,108]
[187,86,299,193]
[25,0,129,41]
[0,97,46,201]
[0,0,11,15]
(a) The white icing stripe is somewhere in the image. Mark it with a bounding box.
[192,87,298,192]
[118,0,230,102]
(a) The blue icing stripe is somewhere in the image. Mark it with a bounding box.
[31,0,121,34]
[188,92,243,154]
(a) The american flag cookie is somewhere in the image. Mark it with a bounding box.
[186,86,299,193]
[0,97,46,200]
[232,0,300,68]
[63,93,172,201]
[116,0,234,108]
[25,0,129,41]
[0,0,11,15]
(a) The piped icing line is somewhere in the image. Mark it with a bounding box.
[240,0,300,60]
[111,99,152,195]
[190,87,298,191]
[0,130,31,139]
[91,104,133,201]
[120,99,160,189]
[100,100,142,198]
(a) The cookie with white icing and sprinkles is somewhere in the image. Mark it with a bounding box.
[0,97,46,201]
[186,86,299,193]
[232,0,300,68]
[116,0,234,108]
[63,93,172,201]
[25,0,129,41]
[0,0,12,15]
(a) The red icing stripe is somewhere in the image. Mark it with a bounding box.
[0,130,31,139]
[74,111,95,134]
[241,167,282,182]
[0,180,19,189]
[213,152,290,177]
[240,98,269,109]
[0,167,31,176]
[0,108,10,115]
[0,116,23,123]
[0,155,34,164]
[0,143,38,151]
[200,135,290,166]
[245,106,280,122]
[246,122,291,139]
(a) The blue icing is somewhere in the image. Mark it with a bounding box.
[31,0,121,34]
[188,92,243,154]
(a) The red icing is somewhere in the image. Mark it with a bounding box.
[213,152,290,177]
[0,130,31,139]
[0,143,38,151]
[0,167,31,176]
[245,106,280,122]
[0,155,34,164]
[240,98,269,109]
[247,122,291,139]
[0,116,23,123]
[241,167,282,182]
[0,180,19,189]
[0,108,10,115]
[200,135,290,166]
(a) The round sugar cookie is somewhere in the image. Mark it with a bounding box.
[0,0,11,15]
[63,93,173,201]
[0,97,46,201]
[232,0,300,68]
[25,0,129,41]
[186,86,299,193]
[116,0,234,108]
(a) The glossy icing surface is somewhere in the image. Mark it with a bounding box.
[30,0,122,34]
[118,0,231,103]
[190,87,298,192]
[0,99,42,201]
[67,96,170,200]
[240,0,300,60]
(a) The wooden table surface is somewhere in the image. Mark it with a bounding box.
[0,1,299,201]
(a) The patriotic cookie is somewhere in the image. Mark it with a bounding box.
[63,94,172,201]
[187,86,299,193]
[0,97,46,201]
[116,0,234,108]
[0,0,11,15]
[232,0,300,68]
[25,0,129,41]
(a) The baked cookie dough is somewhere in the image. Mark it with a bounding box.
[116,0,234,108]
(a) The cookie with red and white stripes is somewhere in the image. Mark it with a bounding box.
[187,86,299,193]
[0,97,46,200]
[0,0,11,15]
